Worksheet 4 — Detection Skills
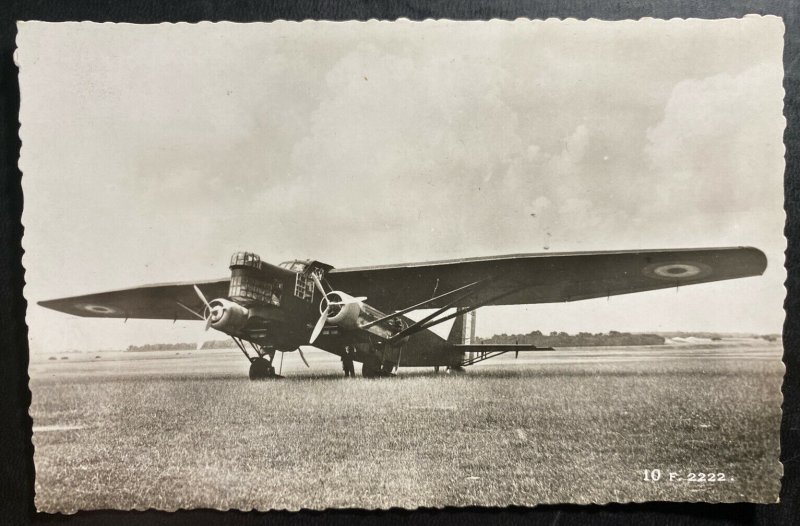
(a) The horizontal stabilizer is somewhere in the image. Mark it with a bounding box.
[453,344,553,352]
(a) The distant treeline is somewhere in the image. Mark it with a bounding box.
[124,330,779,353]
[127,340,237,352]
[653,331,780,341]
[477,330,665,347]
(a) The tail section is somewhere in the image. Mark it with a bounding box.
[453,343,552,353]
[454,343,553,366]
[448,309,552,366]
[447,308,468,344]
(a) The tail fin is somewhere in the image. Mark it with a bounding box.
[447,308,467,344]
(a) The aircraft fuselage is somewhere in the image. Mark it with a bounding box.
[211,252,463,369]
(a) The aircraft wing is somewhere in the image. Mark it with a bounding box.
[37,278,230,320]
[38,247,767,320]
[326,247,767,312]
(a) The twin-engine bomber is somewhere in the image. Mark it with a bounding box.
[38,247,768,379]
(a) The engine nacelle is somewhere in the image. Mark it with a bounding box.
[326,298,362,329]
[208,298,249,334]
[323,291,395,339]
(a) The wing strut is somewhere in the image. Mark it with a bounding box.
[175,301,204,320]
[388,279,527,342]
[359,279,486,330]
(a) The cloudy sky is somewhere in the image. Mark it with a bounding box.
[18,18,785,353]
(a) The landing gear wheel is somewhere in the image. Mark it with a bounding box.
[362,361,396,378]
[362,361,380,378]
[446,366,466,375]
[249,357,276,380]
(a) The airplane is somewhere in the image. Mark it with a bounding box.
[38,246,767,380]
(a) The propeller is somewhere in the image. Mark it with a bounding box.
[309,274,330,344]
[310,273,327,298]
[308,274,366,344]
[309,310,330,346]
[193,285,223,350]
[193,284,211,308]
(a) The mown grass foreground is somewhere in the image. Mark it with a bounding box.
[30,345,782,511]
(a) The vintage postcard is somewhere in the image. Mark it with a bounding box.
[18,17,785,511]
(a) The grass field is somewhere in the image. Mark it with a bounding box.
[29,342,783,512]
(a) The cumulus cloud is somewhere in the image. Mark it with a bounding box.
[640,63,785,251]
[645,63,784,212]
[284,41,530,259]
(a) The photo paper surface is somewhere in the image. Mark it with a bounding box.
[18,17,785,511]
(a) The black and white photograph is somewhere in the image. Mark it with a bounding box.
[17,17,785,511]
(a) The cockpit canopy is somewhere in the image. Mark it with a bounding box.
[278,260,310,273]
[226,255,335,307]
[278,259,335,304]
[231,251,262,269]
[278,259,334,275]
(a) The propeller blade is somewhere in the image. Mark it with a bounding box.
[297,347,310,368]
[193,284,212,310]
[198,304,220,349]
[310,273,326,296]
[309,307,329,344]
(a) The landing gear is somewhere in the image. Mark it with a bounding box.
[362,361,380,378]
[232,337,282,380]
[362,361,396,378]
[249,357,278,380]
[446,365,466,375]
